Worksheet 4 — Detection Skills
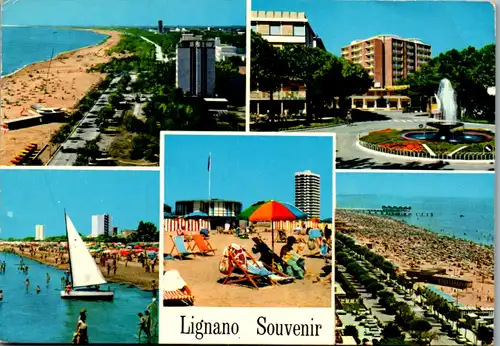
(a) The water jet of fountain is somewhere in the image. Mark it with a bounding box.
[437,78,457,123]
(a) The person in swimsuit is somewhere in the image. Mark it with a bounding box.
[73,309,88,344]
[46,273,51,285]
[25,278,30,290]
[137,312,149,339]
[36,286,41,294]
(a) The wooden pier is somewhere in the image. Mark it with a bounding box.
[338,206,434,217]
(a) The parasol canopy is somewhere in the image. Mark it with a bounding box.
[184,211,209,219]
[247,201,307,222]
[241,200,307,266]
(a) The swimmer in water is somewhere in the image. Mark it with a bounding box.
[25,278,30,290]
[36,286,41,294]
[46,273,50,284]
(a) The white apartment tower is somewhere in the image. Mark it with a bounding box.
[176,34,216,97]
[35,225,44,241]
[294,170,321,218]
[91,214,112,238]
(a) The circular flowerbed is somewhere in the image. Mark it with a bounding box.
[360,128,495,158]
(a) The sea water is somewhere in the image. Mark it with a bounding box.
[337,194,494,245]
[0,253,157,343]
[2,27,107,76]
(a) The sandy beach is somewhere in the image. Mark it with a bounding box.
[337,210,494,308]
[0,243,158,291]
[0,29,122,165]
[163,233,332,307]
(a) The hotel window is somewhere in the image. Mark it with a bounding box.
[269,24,281,36]
[251,24,257,32]
[293,25,306,36]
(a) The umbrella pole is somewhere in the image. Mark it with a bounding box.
[271,221,274,269]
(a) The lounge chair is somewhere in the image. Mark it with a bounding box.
[189,234,216,255]
[277,230,287,243]
[220,244,294,289]
[162,270,194,306]
[166,235,194,259]
[251,237,285,270]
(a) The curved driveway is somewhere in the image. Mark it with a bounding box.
[304,112,495,171]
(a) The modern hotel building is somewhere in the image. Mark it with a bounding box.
[250,11,325,116]
[294,170,321,218]
[176,34,216,97]
[342,35,432,110]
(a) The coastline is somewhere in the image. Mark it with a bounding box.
[0,246,157,291]
[337,210,494,308]
[0,28,123,165]
[1,28,110,78]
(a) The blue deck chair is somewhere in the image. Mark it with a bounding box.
[170,235,194,259]
[247,261,295,285]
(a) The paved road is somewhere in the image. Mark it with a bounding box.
[47,77,122,166]
[140,36,169,62]
[304,111,495,171]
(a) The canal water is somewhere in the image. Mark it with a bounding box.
[0,252,157,343]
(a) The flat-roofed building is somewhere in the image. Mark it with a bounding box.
[250,11,325,117]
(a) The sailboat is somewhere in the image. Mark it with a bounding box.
[60,213,114,300]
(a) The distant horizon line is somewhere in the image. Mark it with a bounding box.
[0,24,246,29]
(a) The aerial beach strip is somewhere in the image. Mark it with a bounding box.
[0,28,122,165]
[336,210,494,309]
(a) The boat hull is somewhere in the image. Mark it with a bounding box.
[60,290,114,301]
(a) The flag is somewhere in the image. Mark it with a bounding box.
[208,153,211,172]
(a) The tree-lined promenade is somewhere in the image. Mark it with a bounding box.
[49,28,246,166]
[336,232,494,346]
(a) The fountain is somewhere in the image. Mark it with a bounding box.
[404,78,491,144]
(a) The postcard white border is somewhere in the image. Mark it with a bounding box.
[159,130,336,345]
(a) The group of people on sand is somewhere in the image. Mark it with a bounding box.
[252,225,332,281]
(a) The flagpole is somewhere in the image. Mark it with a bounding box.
[208,152,211,201]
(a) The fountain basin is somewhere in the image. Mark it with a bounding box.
[403,131,492,144]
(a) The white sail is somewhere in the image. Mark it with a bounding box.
[66,214,107,287]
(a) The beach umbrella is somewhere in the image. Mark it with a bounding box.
[184,211,209,219]
[237,201,266,220]
[243,200,307,265]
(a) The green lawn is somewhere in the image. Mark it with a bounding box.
[360,128,495,154]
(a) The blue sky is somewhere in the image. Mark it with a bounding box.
[337,172,494,199]
[253,0,495,55]
[0,169,159,239]
[2,0,245,27]
[163,134,334,218]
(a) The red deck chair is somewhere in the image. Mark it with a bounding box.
[189,234,216,255]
